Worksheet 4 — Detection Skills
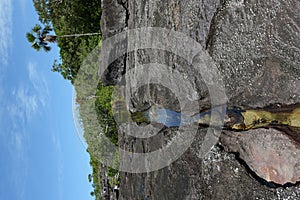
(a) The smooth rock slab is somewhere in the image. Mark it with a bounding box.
[221,128,300,185]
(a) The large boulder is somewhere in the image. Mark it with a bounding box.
[100,0,300,199]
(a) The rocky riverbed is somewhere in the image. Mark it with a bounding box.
[100,0,300,199]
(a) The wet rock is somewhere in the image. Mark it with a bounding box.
[100,0,300,199]
[221,129,300,185]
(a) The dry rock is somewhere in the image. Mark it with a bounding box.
[221,129,300,185]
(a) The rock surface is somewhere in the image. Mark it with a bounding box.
[221,129,300,185]
[100,0,300,199]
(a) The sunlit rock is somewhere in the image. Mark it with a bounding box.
[221,129,300,185]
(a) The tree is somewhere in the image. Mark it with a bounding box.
[26,24,54,52]
[26,24,101,52]
[88,174,93,182]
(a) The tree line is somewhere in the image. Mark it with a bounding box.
[27,1,108,200]
[27,0,102,83]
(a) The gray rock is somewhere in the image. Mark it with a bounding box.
[207,0,300,107]
[100,0,300,199]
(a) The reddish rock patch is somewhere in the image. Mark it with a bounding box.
[220,128,300,185]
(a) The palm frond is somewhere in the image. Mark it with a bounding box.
[39,41,47,46]
[44,25,53,32]
[26,32,36,43]
[42,30,50,35]
[42,26,53,36]
[32,24,42,33]
[31,42,41,51]
[42,45,51,52]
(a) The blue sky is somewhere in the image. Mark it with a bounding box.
[0,0,94,199]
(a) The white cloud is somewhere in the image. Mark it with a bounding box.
[28,62,49,107]
[8,62,49,122]
[7,124,28,200]
[15,87,38,120]
[0,0,13,65]
[5,62,50,199]
[2,62,50,200]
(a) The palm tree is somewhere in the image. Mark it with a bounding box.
[26,24,101,52]
[26,24,54,52]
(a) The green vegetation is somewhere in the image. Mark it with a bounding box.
[89,155,102,199]
[73,44,120,200]
[29,0,119,199]
[95,84,118,145]
[30,0,102,83]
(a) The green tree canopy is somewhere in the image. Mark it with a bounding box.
[29,0,102,83]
